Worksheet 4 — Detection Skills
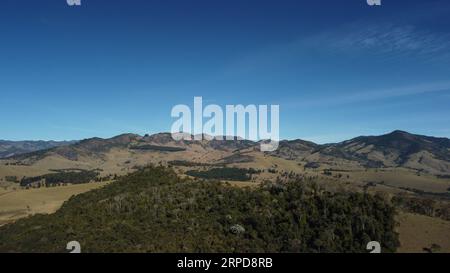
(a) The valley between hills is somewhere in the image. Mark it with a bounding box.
[0,130,449,252]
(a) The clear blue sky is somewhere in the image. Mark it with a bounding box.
[1,0,449,143]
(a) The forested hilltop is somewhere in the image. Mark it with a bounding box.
[0,166,399,253]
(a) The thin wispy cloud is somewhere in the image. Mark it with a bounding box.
[285,81,450,109]
[314,24,450,61]
[219,21,450,81]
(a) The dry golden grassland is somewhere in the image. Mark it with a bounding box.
[0,182,109,226]
[1,148,450,253]
[397,212,450,253]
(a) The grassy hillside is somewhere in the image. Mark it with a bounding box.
[0,166,399,253]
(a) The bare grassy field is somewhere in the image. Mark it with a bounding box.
[397,212,450,253]
[0,182,109,226]
[349,168,450,193]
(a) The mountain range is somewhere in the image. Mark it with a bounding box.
[2,130,449,175]
[0,140,76,159]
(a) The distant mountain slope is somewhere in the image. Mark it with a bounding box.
[0,140,76,159]
[319,130,450,172]
[143,132,257,150]
[8,133,142,162]
[269,139,319,160]
[269,131,450,174]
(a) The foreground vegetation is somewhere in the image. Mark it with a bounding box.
[392,193,450,221]
[0,166,399,253]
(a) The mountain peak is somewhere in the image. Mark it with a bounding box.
[389,129,410,135]
[386,130,414,139]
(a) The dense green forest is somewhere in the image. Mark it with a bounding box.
[0,166,399,253]
[392,193,450,221]
[20,170,99,187]
[186,167,260,181]
[129,144,186,152]
[168,160,216,167]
